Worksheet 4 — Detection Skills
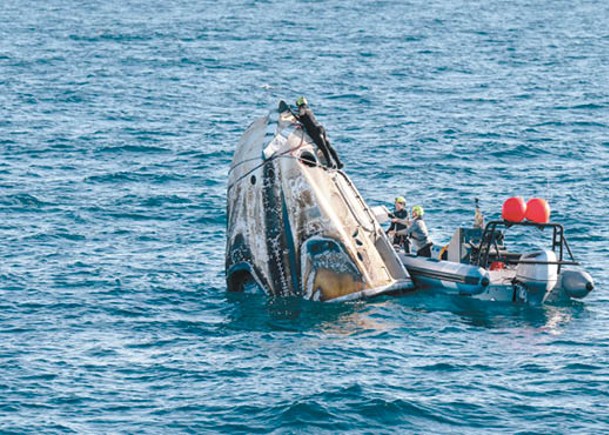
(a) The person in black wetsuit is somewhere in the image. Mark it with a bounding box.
[386,196,411,253]
[295,96,343,169]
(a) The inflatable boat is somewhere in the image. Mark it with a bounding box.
[398,220,594,304]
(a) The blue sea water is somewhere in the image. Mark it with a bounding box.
[1,0,609,432]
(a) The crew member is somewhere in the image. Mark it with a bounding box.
[386,196,410,253]
[398,205,433,257]
[295,96,343,169]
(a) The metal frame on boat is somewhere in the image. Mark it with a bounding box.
[474,220,577,272]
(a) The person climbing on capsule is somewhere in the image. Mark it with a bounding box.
[295,96,343,169]
[386,196,411,253]
[397,205,433,257]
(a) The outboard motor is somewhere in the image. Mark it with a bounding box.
[560,269,595,299]
[515,250,558,304]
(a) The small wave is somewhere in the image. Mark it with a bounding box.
[85,173,139,184]
[103,212,168,221]
[275,400,338,427]
[23,231,87,242]
[183,149,232,160]
[97,145,172,154]
[487,143,546,159]
[68,32,154,43]
[519,363,551,374]
[0,193,49,209]
[547,339,597,347]
[85,172,184,184]
[555,103,608,110]
[562,362,603,372]
[353,396,467,427]
[192,215,226,227]
[141,195,193,207]
[327,94,372,105]
[534,120,607,128]
[415,362,467,372]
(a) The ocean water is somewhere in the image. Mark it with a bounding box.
[1,0,609,432]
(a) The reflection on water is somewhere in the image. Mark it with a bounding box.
[540,306,577,335]
[411,292,586,332]
[224,288,588,336]
[224,292,401,335]
[224,292,358,332]
[318,301,400,336]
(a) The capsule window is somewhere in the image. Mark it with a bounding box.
[299,151,317,167]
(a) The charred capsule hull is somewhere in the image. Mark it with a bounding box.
[226,106,414,301]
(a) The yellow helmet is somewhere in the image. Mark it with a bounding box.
[412,205,424,217]
[296,96,308,107]
[394,196,406,204]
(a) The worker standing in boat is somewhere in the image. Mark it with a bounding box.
[398,205,433,257]
[295,97,343,169]
[386,196,410,253]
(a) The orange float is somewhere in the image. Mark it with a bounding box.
[490,261,505,271]
[502,197,527,222]
[525,198,551,223]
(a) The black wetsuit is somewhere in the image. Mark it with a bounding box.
[387,208,410,253]
[297,104,343,169]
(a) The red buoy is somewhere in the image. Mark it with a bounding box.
[502,197,527,222]
[525,198,551,223]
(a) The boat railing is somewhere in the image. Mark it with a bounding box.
[511,260,580,266]
[474,220,578,273]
